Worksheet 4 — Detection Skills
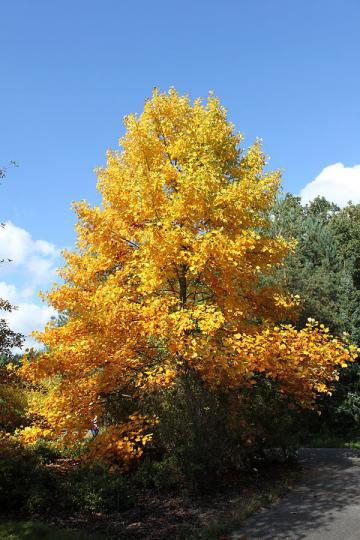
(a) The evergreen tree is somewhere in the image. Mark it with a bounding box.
[273,195,360,435]
[273,195,359,342]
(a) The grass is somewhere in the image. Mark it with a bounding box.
[0,521,104,540]
[305,433,360,449]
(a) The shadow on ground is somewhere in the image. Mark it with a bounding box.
[233,448,360,540]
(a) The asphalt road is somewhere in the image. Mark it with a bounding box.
[232,448,360,540]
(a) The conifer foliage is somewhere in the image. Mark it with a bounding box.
[21,90,357,464]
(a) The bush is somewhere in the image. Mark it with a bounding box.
[133,456,184,491]
[68,464,133,513]
[336,392,360,425]
[31,439,62,464]
[240,378,303,459]
[0,435,61,513]
[0,435,132,515]
[145,372,304,492]
[149,373,246,492]
[302,362,360,441]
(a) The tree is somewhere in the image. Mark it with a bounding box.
[272,195,360,436]
[0,160,23,351]
[331,203,360,269]
[21,90,357,464]
[0,164,25,432]
[272,195,360,339]
[0,299,23,355]
[0,299,26,432]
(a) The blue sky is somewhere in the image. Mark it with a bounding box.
[1,0,360,346]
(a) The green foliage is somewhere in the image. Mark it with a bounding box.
[272,195,360,345]
[143,372,302,493]
[150,372,246,492]
[330,203,360,344]
[30,439,62,464]
[0,438,59,514]
[272,195,351,333]
[0,521,101,540]
[240,378,303,458]
[68,465,132,513]
[0,355,29,434]
[309,361,360,436]
[0,299,24,356]
[0,382,28,432]
[331,203,360,288]
[272,195,360,439]
[0,437,132,516]
[133,456,184,491]
[336,391,360,425]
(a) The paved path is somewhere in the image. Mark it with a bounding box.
[233,448,360,540]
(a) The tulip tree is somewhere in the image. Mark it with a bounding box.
[22,89,357,464]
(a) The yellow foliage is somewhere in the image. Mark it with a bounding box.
[20,89,358,464]
[0,431,22,458]
[0,364,28,433]
[83,414,155,467]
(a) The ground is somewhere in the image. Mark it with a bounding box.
[0,460,298,539]
[5,448,360,539]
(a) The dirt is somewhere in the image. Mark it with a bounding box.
[5,461,300,540]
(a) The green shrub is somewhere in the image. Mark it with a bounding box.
[0,437,61,513]
[240,378,303,459]
[336,392,360,425]
[149,373,246,492]
[0,437,132,516]
[303,362,360,440]
[0,521,102,539]
[31,439,62,464]
[133,456,184,491]
[145,372,304,492]
[68,464,132,513]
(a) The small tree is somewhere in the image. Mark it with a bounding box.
[22,90,357,463]
[0,163,25,432]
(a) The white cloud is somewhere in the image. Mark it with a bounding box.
[35,239,59,257]
[0,222,62,350]
[26,255,57,283]
[4,300,56,350]
[0,221,60,284]
[0,282,19,304]
[0,281,36,303]
[300,163,360,207]
[0,284,57,351]
[6,303,55,334]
